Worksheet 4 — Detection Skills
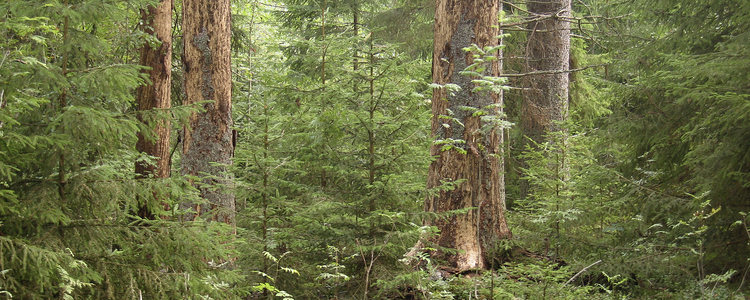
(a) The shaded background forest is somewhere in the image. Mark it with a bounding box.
[1,0,749,299]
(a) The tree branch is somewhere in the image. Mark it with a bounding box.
[501,63,608,78]
[565,260,602,285]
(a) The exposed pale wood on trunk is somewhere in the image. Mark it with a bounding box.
[425,0,511,271]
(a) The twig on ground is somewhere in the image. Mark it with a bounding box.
[565,260,603,285]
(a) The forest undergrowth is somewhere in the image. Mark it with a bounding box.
[1,0,749,299]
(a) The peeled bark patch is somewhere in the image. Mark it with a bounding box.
[425,0,511,271]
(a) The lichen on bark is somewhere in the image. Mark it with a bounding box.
[193,27,215,100]
[180,0,235,225]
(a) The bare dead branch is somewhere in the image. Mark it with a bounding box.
[565,260,603,285]
[502,63,609,78]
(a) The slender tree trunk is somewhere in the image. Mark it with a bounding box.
[58,0,70,204]
[520,0,571,198]
[367,33,375,214]
[424,0,511,271]
[180,0,235,225]
[352,7,359,72]
[319,0,327,189]
[136,0,172,219]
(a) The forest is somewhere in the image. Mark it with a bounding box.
[1,0,749,299]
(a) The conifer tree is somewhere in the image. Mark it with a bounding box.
[180,0,236,224]
[233,1,433,297]
[136,0,172,219]
[521,0,571,142]
[0,1,243,298]
[420,0,511,271]
[600,0,750,282]
[520,0,571,199]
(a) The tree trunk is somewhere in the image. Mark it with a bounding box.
[425,0,511,271]
[520,0,571,198]
[135,0,172,219]
[180,0,235,225]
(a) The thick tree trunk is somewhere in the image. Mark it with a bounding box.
[180,0,235,225]
[136,0,172,219]
[520,0,571,198]
[425,0,511,271]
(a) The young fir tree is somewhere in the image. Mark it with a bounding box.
[233,0,433,297]
[231,5,307,293]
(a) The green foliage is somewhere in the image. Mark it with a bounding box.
[0,1,245,298]
[231,1,432,297]
[3,0,750,298]
[251,251,299,300]
[592,0,750,295]
[511,118,748,298]
[515,123,631,259]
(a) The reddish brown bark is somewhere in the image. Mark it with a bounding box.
[135,0,172,219]
[180,0,235,225]
[424,0,511,271]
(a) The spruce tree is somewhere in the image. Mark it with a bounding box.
[232,0,433,297]
[600,0,750,288]
[519,0,572,199]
